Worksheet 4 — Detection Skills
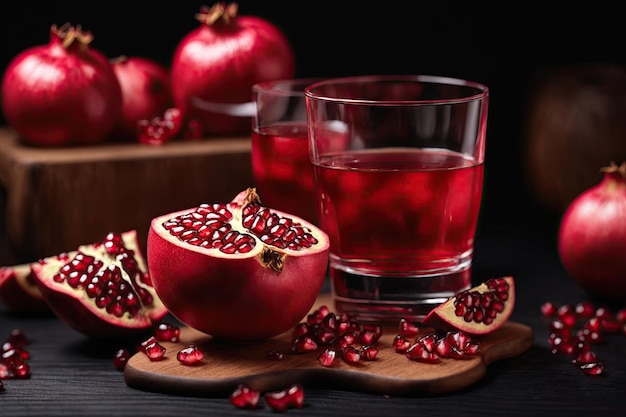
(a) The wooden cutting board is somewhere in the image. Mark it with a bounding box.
[0,128,253,263]
[124,293,534,397]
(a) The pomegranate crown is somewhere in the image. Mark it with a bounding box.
[600,161,626,178]
[51,23,93,50]
[196,2,239,25]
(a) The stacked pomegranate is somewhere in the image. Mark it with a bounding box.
[0,2,295,147]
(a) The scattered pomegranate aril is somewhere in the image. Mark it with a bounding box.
[540,301,557,317]
[318,348,337,367]
[541,299,624,376]
[267,350,284,361]
[177,344,204,365]
[113,348,131,371]
[359,345,379,361]
[580,362,604,376]
[1,329,31,380]
[229,384,260,409]
[393,335,412,353]
[341,346,361,364]
[143,342,166,361]
[398,318,420,338]
[265,384,305,413]
[155,323,180,343]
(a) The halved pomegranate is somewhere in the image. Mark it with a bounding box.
[422,276,515,335]
[147,188,329,341]
[0,263,49,313]
[31,230,168,338]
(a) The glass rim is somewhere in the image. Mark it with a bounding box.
[252,77,327,97]
[304,74,489,105]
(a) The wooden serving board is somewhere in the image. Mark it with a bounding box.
[124,294,534,397]
[0,128,253,263]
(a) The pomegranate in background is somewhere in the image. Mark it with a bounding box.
[147,188,329,341]
[1,24,122,147]
[170,3,296,136]
[558,162,626,300]
[110,55,173,141]
[524,63,626,215]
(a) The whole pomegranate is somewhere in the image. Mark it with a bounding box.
[1,24,122,147]
[31,230,168,338]
[147,188,329,341]
[558,162,626,300]
[110,55,173,141]
[170,3,296,136]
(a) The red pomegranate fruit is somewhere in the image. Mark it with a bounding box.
[0,263,49,313]
[147,188,329,341]
[170,3,296,136]
[110,55,173,141]
[422,276,515,335]
[1,23,122,147]
[31,230,167,338]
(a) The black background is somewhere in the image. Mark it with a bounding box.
[1,1,625,240]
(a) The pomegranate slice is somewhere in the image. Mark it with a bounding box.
[148,188,329,341]
[31,230,168,338]
[0,263,50,313]
[422,276,516,335]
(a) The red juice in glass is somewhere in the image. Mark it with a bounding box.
[251,121,318,224]
[313,147,483,320]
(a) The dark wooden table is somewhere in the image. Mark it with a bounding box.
[1,213,625,416]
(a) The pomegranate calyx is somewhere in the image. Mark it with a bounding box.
[195,3,238,26]
[51,23,93,49]
[260,247,286,272]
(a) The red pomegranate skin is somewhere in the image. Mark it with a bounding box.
[148,224,328,341]
[1,25,122,146]
[558,165,626,300]
[170,5,296,136]
[110,56,173,141]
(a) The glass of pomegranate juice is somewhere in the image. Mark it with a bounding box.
[251,78,325,225]
[305,75,489,322]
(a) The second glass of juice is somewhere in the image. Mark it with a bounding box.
[305,75,489,322]
[251,78,324,225]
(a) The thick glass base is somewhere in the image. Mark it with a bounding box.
[330,267,471,322]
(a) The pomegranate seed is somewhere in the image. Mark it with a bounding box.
[541,301,557,317]
[155,323,180,343]
[556,304,577,327]
[285,384,305,409]
[393,335,412,353]
[575,301,595,318]
[616,308,626,323]
[572,350,598,365]
[595,306,612,320]
[435,337,452,357]
[5,329,28,347]
[113,348,131,370]
[580,362,604,376]
[600,317,621,333]
[358,329,379,345]
[291,336,318,353]
[143,342,166,361]
[398,318,419,338]
[265,385,303,413]
[138,336,158,352]
[177,344,204,365]
[342,346,361,364]
[406,343,439,363]
[359,345,379,360]
[229,384,260,409]
[267,350,284,361]
[292,323,309,338]
[318,348,337,367]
